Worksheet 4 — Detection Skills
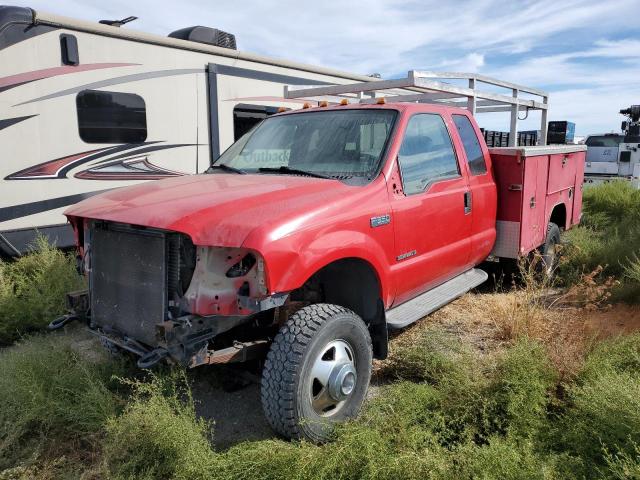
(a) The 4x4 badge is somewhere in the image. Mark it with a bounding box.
[370,214,390,228]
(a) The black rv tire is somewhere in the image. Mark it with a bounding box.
[539,222,561,277]
[261,303,372,442]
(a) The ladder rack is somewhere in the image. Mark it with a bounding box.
[285,70,550,146]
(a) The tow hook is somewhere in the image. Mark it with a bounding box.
[48,314,79,331]
[137,348,169,369]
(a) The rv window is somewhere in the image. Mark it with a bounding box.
[233,104,283,140]
[76,90,147,144]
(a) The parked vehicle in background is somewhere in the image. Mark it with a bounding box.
[53,73,585,442]
[0,5,380,255]
[585,133,624,175]
[584,106,640,187]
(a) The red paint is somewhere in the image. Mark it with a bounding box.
[66,102,583,311]
[0,63,138,89]
[492,148,585,255]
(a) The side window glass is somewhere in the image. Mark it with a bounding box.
[397,114,459,194]
[452,114,487,175]
[76,90,147,144]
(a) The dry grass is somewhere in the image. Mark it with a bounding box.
[395,263,639,382]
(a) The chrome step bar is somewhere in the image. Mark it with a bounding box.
[386,268,488,330]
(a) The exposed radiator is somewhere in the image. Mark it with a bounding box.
[90,222,167,346]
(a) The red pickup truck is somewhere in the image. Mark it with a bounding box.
[58,101,585,442]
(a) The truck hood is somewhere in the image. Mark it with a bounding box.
[65,173,356,246]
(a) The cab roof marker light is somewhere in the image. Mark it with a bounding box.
[376,97,386,105]
[340,99,349,105]
[319,100,329,107]
[277,106,287,113]
[303,102,311,109]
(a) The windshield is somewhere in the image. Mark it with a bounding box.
[586,135,624,147]
[212,109,397,181]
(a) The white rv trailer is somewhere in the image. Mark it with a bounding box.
[0,6,380,255]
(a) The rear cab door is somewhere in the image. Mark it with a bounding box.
[450,113,497,265]
[388,109,472,305]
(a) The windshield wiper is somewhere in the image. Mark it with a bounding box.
[258,166,331,179]
[205,163,247,175]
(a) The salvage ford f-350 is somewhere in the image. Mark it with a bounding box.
[54,91,586,442]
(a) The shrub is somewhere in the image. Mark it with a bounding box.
[381,327,473,385]
[0,333,124,470]
[553,335,640,475]
[483,339,556,439]
[558,181,640,299]
[580,333,640,380]
[0,237,85,345]
[103,371,217,480]
[452,436,577,480]
[217,382,452,480]
[603,442,640,480]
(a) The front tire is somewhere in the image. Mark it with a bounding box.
[261,303,372,442]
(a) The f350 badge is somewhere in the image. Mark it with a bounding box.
[370,214,391,228]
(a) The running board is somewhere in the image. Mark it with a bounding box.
[386,268,488,330]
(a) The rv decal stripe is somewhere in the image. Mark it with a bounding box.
[224,96,321,104]
[16,69,204,106]
[0,114,37,130]
[56,142,163,178]
[0,63,138,92]
[5,142,162,180]
[93,143,197,165]
[0,190,112,223]
[6,148,107,179]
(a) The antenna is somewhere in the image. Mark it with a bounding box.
[99,16,138,27]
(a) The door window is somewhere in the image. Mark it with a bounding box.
[397,114,459,194]
[452,114,487,175]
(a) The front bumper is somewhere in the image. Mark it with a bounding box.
[65,289,286,368]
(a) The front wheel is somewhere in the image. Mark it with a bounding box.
[261,304,372,442]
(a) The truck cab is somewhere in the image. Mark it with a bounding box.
[56,76,585,442]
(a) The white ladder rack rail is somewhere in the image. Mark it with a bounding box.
[284,70,550,146]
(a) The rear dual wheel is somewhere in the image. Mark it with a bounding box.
[261,303,372,442]
[539,222,561,278]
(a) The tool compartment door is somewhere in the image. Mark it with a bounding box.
[519,156,548,254]
[548,152,581,195]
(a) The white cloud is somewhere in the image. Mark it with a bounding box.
[10,0,639,134]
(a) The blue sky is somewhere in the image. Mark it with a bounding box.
[14,0,640,136]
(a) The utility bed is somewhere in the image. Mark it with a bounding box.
[490,145,587,258]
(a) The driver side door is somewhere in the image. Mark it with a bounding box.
[389,113,472,305]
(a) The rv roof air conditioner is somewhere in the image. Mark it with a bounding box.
[168,26,237,50]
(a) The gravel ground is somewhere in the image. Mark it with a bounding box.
[189,366,276,450]
[189,363,384,450]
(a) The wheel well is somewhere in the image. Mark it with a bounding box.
[549,203,567,230]
[290,258,387,359]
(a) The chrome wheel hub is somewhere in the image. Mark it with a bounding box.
[309,339,357,416]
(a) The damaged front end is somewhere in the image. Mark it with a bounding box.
[58,220,286,368]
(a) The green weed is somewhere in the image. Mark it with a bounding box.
[0,237,84,345]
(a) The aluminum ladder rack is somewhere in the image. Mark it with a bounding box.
[285,70,550,146]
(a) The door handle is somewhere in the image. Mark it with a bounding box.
[464,191,472,215]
